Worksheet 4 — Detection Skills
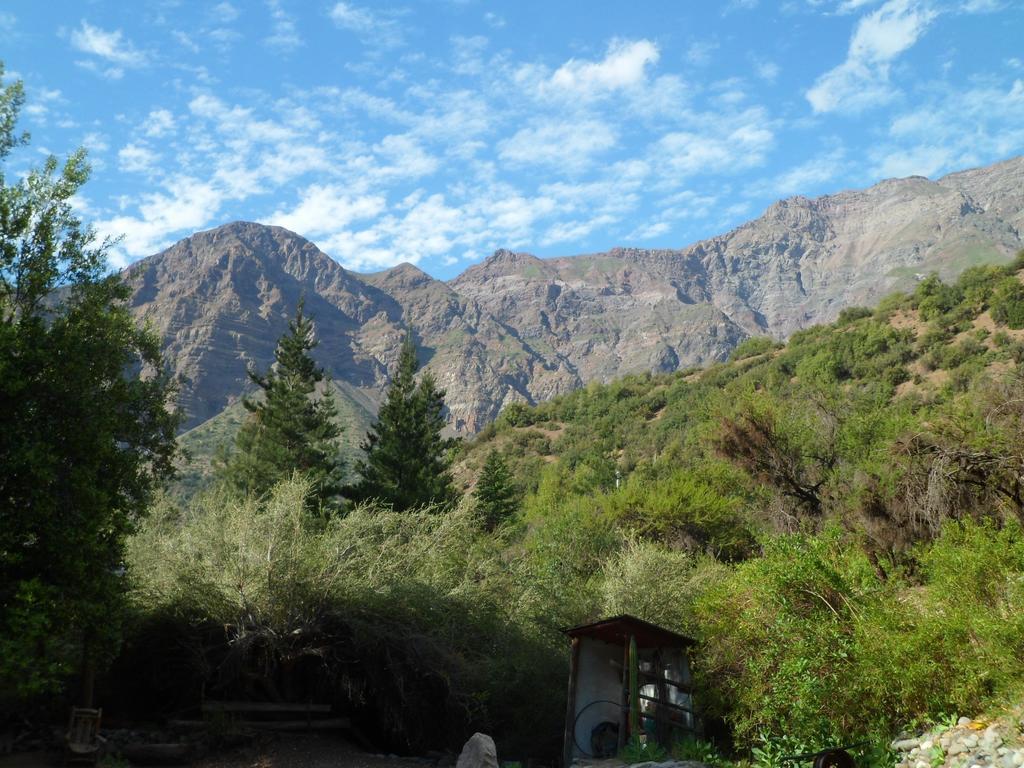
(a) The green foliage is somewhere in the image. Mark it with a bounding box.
[837,306,873,325]
[915,274,964,322]
[474,450,521,530]
[128,478,570,754]
[695,521,1024,748]
[0,64,178,700]
[672,736,727,766]
[619,735,668,764]
[350,334,458,511]
[218,301,344,512]
[729,336,781,361]
[990,276,1024,329]
[498,401,535,428]
[600,540,726,636]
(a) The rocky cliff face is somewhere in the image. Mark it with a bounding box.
[125,155,1024,435]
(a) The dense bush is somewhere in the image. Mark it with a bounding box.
[729,336,781,361]
[990,276,1024,329]
[126,480,571,756]
[694,521,1024,747]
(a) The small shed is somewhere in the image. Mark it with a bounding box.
[562,615,697,765]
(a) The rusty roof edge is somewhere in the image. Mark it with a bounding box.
[561,613,697,646]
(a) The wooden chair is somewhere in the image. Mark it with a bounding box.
[65,708,105,766]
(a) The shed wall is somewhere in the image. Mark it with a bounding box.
[570,637,622,759]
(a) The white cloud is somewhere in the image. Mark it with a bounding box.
[369,134,439,180]
[548,39,659,96]
[23,87,62,119]
[806,0,937,114]
[211,2,239,23]
[655,114,774,179]
[328,2,402,48]
[874,145,953,177]
[960,0,1004,11]
[498,119,617,172]
[837,0,881,13]
[82,131,109,155]
[686,41,718,66]
[871,77,1024,178]
[755,60,780,82]
[266,184,385,235]
[750,147,848,197]
[96,176,224,259]
[265,0,302,51]
[143,108,175,138]
[70,21,146,70]
[118,143,158,173]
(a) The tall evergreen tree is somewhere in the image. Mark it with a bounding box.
[350,334,458,511]
[473,450,520,530]
[219,301,344,511]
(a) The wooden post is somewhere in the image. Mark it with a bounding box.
[617,640,629,753]
[562,637,581,768]
[628,636,639,742]
[654,650,669,748]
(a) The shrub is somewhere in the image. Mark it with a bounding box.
[990,277,1024,329]
[730,336,782,361]
[126,480,570,755]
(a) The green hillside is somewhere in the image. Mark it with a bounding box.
[171,379,378,500]
[459,255,1024,558]
[431,254,1024,749]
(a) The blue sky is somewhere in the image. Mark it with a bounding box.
[2,1,1022,277]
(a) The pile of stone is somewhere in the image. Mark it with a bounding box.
[893,715,1024,768]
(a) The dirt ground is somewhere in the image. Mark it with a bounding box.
[0,734,432,768]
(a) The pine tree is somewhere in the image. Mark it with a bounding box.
[219,301,344,512]
[473,450,520,530]
[350,334,458,511]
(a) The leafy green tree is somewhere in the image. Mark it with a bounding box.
[350,334,458,510]
[474,450,520,530]
[0,64,178,701]
[219,300,344,512]
[990,275,1024,329]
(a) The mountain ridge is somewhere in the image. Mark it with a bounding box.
[125,155,1024,440]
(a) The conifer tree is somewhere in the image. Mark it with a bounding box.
[220,301,344,511]
[474,450,520,530]
[350,334,458,511]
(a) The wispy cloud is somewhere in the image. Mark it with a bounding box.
[265,0,302,51]
[118,143,159,173]
[806,0,937,113]
[328,2,403,48]
[498,119,618,172]
[70,21,147,78]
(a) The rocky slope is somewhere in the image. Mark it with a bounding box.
[124,155,1024,437]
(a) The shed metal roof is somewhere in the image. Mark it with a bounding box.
[562,614,696,648]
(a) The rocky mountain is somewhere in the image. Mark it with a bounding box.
[125,154,1024,439]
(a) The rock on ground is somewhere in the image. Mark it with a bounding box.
[892,711,1024,768]
[455,734,498,768]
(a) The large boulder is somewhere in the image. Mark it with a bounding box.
[455,733,498,768]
